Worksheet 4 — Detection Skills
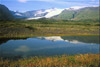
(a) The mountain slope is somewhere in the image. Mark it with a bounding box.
[74,7,99,20]
[23,8,64,19]
[11,11,25,18]
[23,9,47,18]
[5,5,99,21]
[0,4,14,20]
[52,9,75,20]
[44,8,64,18]
[52,7,99,21]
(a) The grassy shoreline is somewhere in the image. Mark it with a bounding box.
[0,20,99,67]
[0,34,99,38]
[0,20,99,38]
[0,54,99,67]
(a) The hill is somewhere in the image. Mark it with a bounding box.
[0,4,14,21]
[52,7,99,21]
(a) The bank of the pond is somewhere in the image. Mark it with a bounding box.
[0,34,99,38]
[0,21,99,38]
[0,54,99,67]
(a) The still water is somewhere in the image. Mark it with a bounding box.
[0,36,99,59]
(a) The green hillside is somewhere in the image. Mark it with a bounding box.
[0,4,14,21]
[74,7,99,21]
[52,10,75,20]
[52,7,99,21]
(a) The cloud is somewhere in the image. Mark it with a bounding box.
[39,0,56,1]
[29,0,68,4]
[15,45,30,52]
[17,0,99,6]
[17,0,68,4]
[18,0,56,2]
[18,0,27,3]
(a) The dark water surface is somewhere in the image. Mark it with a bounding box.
[0,36,99,59]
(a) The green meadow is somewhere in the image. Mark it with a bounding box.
[0,19,99,38]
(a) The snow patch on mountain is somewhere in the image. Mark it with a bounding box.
[27,17,44,20]
[15,13,22,16]
[66,6,85,10]
[44,8,64,18]
[12,6,98,20]
[71,6,85,10]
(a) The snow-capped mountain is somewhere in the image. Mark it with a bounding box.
[11,7,83,19]
[44,8,64,18]
[65,6,85,10]
[11,11,25,18]
[26,8,64,20]
[11,6,99,20]
[18,8,64,20]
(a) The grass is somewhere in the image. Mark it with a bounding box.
[0,20,99,67]
[0,54,99,67]
[0,20,99,38]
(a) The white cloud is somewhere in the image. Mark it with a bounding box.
[17,0,68,4]
[18,0,56,2]
[18,0,27,3]
[37,0,56,2]
[15,45,30,52]
[17,0,99,6]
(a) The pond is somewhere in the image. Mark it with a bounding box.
[0,36,99,59]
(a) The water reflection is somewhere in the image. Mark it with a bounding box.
[0,36,99,59]
[0,38,27,45]
[15,45,30,52]
[37,36,99,44]
[61,36,99,44]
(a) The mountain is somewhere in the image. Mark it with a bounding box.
[74,7,99,20]
[44,8,64,18]
[0,4,14,20]
[23,9,47,18]
[11,8,64,20]
[1,4,98,21]
[24,8,64,20]
[52,9,75,20]
[52,6,99,21]
[24,6,99,21]
[11,11,25,18]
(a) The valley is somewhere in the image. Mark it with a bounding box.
[0,3,99,67]
[0,4,99,38]
[0,20,99,38]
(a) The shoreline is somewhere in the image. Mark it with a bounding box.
[0,34,99,38]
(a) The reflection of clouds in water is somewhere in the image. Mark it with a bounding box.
[15,45,30,52]
[66,40,83,44]
[37,36,84,44]
[37,36,63,41]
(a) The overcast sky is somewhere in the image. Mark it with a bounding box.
[0,0,99,12]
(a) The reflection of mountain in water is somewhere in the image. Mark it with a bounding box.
[37,36,99,44]
[37,36,63,42]
[0,38,28,45]
[61,36,99,44]
[0,36,99,45]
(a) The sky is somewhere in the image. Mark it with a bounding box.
[0,0,99,12]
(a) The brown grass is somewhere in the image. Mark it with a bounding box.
[0,54,99,67]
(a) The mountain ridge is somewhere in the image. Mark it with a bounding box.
[0,4,99,21]
[0,4,14,20]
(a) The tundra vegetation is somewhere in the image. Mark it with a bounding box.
[0,54,99,67]
[0,19,99,38]
[0,19,99,67]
